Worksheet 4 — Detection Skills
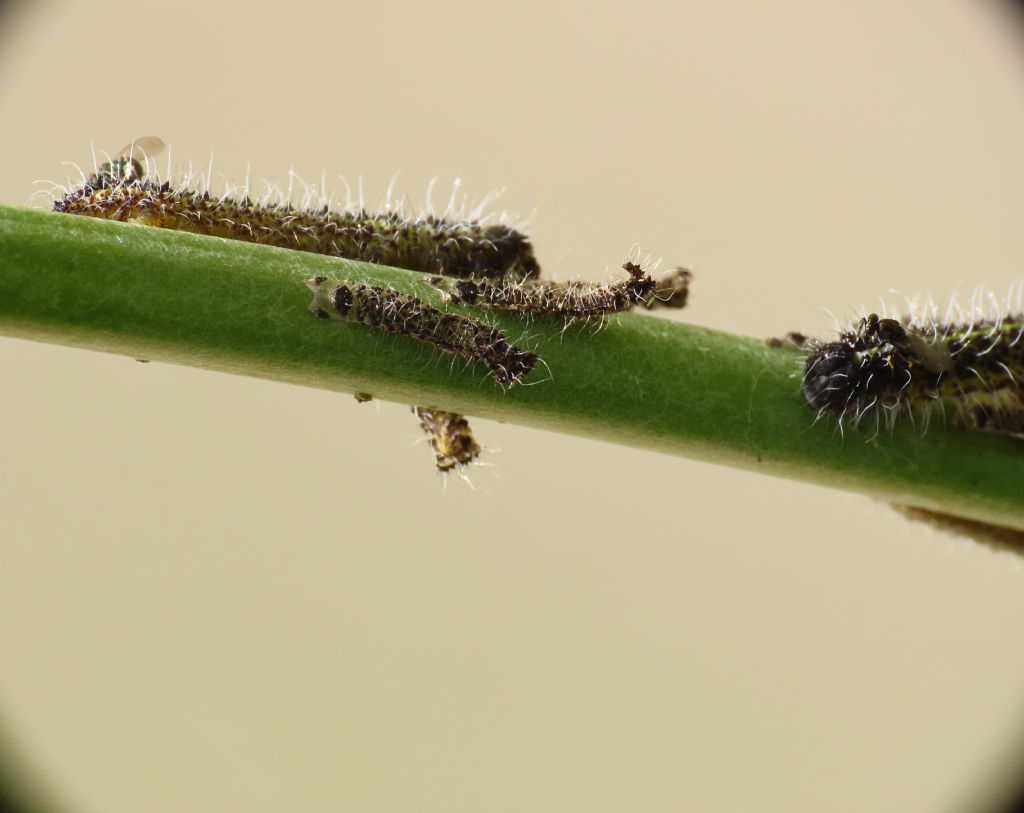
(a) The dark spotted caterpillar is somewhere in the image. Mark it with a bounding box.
[411,407,481,473]
[430,262,691,319]
[306,277,536,387]
[788,311,1024,435]
[55,141,540,280]
[53,138,692,474]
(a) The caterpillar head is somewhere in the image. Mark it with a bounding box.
[54,136,165,214]
[802,314,914,417]
[803,342,861,413]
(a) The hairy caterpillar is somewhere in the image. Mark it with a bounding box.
[306,277,536,387]
[793,311,1024,434]
[430,262,691,319]
[54,140,540,281]
[411,407,481,472]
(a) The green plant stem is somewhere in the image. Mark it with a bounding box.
[2,204,1023,530]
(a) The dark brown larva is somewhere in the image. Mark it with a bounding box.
[433,262,692,320]
[412,407,482,472]
[799,312,1024,433]
[55,159,540,281]
[306,277,536,388]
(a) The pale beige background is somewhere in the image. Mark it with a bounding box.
[1,1,1024,811]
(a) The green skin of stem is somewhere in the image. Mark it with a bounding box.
[2,204,1023,530]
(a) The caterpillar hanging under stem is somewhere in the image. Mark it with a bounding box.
[411,407,482,472]
[51,137,691,475]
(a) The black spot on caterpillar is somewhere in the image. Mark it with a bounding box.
[798,311,1024,435]
[412,407,482,472]
[306,277,537,387]
[430,262,692,320]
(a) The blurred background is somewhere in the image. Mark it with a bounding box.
[2,1,1024,811]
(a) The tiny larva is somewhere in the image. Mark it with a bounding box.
[55,140,541,281]
[53,138,691,474]
[306,276,536,388]
[429,261,692,321]
[411,407,481,473]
